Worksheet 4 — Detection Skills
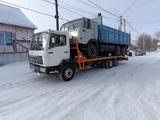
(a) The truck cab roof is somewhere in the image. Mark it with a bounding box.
[35,29,68,35]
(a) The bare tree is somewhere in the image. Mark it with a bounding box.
[152,38,158,51]
[136,33,152,51]
[155,32,160,41]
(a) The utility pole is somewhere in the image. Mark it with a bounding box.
[119,16,123,31]
[123,19,126,32]
[55,0,59,31]
[142,33,145,50]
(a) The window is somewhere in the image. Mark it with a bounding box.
[5,32,12,45]
[0,32,4,45]
[87,19,91,29]
[0,31,12,45]
[83,18,91,29]
[49,34,66,48]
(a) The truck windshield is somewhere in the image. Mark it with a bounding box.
[30,33,48,50]
[61,21,81,31]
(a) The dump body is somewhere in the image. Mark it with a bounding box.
[98,25,131,45]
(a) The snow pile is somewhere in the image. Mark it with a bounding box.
[0,53,160,120]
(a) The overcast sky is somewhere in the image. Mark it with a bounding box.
[1,0,160,39]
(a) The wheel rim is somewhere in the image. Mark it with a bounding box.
[64,68,73,78]
[90,45,96,57]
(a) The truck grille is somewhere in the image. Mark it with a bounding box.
[29,56,43,65]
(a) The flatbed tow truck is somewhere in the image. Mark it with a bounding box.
[29,30,128,82]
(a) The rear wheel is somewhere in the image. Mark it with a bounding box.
[108,60,113,68]
[103,60,113,69]
[113,59,119,67]
[120,46,127,56]
[61,64,75,82]
[115,46,120,56]
[87,43,97,58]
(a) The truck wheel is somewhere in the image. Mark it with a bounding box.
[103,60,112,69]
[115,46,120,56]
[113,59,119,67]
[120,47,126,56]
[61,64,75,82]
[108,60,113,68]
[87,43,97,58]
[103,61,109,69]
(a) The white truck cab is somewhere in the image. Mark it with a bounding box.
[29,30,75,81]
[29,30,70,67]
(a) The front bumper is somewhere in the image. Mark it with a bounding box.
[30,64,46,73]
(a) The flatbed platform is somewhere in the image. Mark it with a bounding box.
[73,38,128,70]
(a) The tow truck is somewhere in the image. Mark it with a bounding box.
[29,30,128,82]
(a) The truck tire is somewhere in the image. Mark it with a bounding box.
[103,60,112,69]
[87,43,97,58]
[103,61,109,69]
[108,60,113,68]
[120,46,126,56]
[115,46,120,56]
[113,59,119,67]
[61,64,75,82]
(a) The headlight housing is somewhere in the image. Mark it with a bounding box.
[29,56,43,64]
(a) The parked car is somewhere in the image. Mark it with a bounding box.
[135,50,146,56]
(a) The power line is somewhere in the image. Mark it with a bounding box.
[0,0,68,21]
[76,0,100,10]
[76,0,116,20]
[0,0,54,17]
[59,1,96,16]
[121,0,137,15]
[59,1,115,20]
[110,0,137,26]
[60,5,85,16]
[129,19,160,24]
[87,0,119,18]
[126,21,141,35]
[41,0,85,17]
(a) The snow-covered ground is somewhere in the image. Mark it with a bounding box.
[0,52,160,120]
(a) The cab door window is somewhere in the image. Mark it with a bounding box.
[83,18,91,29]
[49,34,66,48]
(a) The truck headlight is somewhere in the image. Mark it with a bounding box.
[39,67,46,73]
[36,56,43,64]
[70,31,78,37]
[29,56,43,64]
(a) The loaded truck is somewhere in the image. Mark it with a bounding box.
[60,13,130,58]
[28,15,131,81]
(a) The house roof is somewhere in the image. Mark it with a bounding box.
[0,3,37,29]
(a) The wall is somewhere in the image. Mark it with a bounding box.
[0,52,28,66]
[0,24,34,53]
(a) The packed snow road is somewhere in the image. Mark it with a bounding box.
[0,52,160,120]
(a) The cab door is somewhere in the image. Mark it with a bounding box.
[81,19,96,44]
[47,33,70,66]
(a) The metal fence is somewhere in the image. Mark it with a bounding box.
[0,52,28,66]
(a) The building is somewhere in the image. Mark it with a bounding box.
[0,3,37,53]
[157,42,160,51]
